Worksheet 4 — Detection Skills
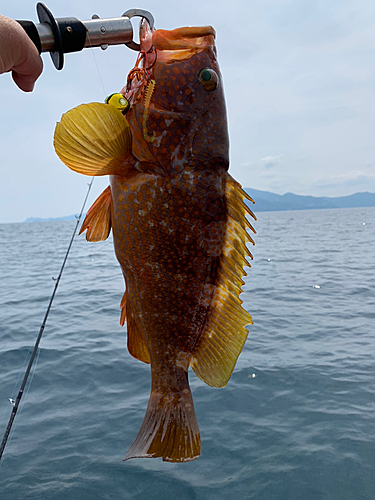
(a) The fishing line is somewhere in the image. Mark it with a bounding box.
[86,31,107,96]
[0,177,94,465]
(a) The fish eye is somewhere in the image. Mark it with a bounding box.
[198,68,218,91]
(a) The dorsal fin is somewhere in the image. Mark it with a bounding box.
[190,173,256,388]
[54,103,132,176]
[79,186,112,241]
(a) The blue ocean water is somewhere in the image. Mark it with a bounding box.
[0,206,374,499]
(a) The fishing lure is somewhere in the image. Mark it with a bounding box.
[105,93,130,113]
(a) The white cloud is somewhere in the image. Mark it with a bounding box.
[260,155,284,169]
[312,170,375,193]
[240,155,284,169]
[321,170,375,183]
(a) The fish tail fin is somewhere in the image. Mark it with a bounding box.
[124,383,200,463]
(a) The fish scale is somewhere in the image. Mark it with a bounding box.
[113,177,222,320]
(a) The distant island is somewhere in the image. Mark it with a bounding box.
[24,214,80,223]
[24,189,375,222]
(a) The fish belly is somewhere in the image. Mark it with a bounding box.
[110,168,227,358]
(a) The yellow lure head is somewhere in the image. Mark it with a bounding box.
[105,93,130,114]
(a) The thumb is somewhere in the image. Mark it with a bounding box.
[12,68,41,92]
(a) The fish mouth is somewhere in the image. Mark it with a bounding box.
[153,26,215,50]
[150,26,216,62]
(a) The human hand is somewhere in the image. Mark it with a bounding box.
[0,15,43,92]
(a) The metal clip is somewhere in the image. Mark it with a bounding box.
[122,9,155,51]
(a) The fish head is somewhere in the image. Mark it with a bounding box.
[123,24,229,175]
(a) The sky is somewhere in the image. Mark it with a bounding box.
[1,0,375,223]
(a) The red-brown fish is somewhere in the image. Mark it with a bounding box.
[54,23,256,463]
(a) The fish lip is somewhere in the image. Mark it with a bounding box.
[163,26,216,39]
[152,26,216,51]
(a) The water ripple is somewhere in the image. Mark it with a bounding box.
[1,208,375,499]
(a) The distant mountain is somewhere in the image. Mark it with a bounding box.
[24,214,81,223]
[23,190,375,222]
[243,189,375,212]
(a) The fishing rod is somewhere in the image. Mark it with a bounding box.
[16,3,155,70]
[0,178,94,464]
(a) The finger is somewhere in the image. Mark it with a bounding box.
[12,50,43,92]
[0,16,43,91]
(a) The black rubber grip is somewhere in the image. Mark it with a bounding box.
[57,18,87,54]
[16,20,42,53]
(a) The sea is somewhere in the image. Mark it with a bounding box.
[0,206,374,500]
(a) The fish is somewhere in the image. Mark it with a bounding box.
[53,22,256,463]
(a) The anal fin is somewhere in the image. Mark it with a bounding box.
[126,299,150,364]
[119,291,127,327]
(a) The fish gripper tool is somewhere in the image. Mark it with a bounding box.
[16,2,155,70]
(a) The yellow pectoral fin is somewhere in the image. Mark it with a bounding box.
[79,186,112,241]
[54,103,132,176]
